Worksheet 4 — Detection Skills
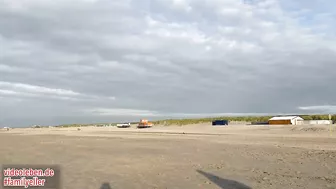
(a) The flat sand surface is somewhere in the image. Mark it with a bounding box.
[1,124,336,189]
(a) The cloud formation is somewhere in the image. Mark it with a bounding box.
[0,81,115,101]
[0,0,335,126]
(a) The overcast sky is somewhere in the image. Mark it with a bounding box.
[0,0,335,127]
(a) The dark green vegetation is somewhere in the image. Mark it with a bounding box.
[49,114,336,128]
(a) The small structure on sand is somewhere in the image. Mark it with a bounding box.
[212,120,229,126]
[268,116,303,125]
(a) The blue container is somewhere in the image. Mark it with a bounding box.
[212,120,229,126]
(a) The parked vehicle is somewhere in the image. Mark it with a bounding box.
[117,123,131,128]
[137,119,153,128]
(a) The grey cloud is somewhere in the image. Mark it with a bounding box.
[0,0,335,127]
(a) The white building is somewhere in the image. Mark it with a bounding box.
[305,120,333,125]
[269,116,304,125]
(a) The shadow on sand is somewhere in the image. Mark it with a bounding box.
[98,171,251,189]
[99,182,112,189]
[197,170,252,189]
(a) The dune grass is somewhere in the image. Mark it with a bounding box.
[51,114,335,128]
[153,115,336,126]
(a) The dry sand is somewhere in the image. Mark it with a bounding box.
[1,124,336,189]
